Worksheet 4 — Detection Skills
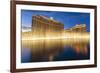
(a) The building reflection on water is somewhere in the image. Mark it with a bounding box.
[21,38,90,63]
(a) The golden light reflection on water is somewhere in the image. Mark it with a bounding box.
[22,38,89,52]
[22,36,90,62]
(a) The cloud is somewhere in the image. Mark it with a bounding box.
[22,25,32,32]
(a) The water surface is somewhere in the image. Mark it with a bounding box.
[21,39,90,63]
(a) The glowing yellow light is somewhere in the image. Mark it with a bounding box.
[22,32,89,41]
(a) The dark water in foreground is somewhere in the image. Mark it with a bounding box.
[21,39,90,63]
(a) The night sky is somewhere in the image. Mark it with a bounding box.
[21,9,90,32]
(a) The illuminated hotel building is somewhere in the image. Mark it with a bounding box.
[63,24,89,39]
[32,15,64,38]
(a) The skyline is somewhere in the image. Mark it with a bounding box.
[21,9,90,32]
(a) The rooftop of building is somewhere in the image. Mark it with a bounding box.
[74,24,86,28]
[65,24,86,31]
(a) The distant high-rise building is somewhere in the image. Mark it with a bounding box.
[65,24,87,32]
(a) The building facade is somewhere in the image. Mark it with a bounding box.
[65,24,87,32]
[32,15,64,38]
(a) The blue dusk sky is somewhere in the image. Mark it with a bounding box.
[21,9,90,32]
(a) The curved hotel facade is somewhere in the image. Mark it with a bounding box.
[32,15,64,38]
